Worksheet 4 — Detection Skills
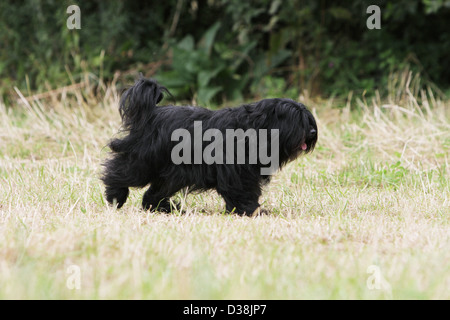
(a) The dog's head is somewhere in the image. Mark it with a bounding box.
[297,102,317,154]
[257,98,317,163]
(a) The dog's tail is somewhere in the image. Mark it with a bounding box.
[119,76,170,131]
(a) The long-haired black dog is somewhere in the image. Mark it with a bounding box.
[102,77,317,215]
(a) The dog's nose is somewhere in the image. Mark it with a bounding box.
[310,128,316,135]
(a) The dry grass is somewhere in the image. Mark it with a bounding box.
[0,76,449,299]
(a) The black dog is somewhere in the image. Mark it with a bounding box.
[102,78,317,215]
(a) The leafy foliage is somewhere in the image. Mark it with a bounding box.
[1,0,449,103]
[157,21,292,104]
[157,22,255,104]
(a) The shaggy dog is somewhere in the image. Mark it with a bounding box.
[102,78,317,215]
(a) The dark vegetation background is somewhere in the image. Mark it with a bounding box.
[1,0,449,105]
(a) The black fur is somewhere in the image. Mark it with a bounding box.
[102,78,317,215]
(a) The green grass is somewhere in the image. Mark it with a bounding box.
[0,81,449,299]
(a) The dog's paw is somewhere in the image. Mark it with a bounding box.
[250,207,270,217]
[145,200,181,213]
[105,187,129,209]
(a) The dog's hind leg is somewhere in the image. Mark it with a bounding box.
[142,180,182,212]
[102,156,134,208]
[142,186,170,212]
[105,186,129,208]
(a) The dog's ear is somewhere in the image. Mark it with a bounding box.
[252,113,267,128]
[251,99,277,127]
[155,83,173,105]
[272,99,297,123]
[156,92,164,104]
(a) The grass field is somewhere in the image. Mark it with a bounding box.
[0,75,449,299]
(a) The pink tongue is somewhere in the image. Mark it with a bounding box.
[301,143,307,150]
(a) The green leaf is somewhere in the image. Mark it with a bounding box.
[199,22,221,56]
[197,86,222,105]
[267,49,291,68]
[197,66,225,88]
[269,0,282,14]
[328,7,352,20]
[177,35,195,51]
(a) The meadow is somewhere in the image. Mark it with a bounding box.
[0,72,448,299]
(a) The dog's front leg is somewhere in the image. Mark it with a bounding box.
[218,189,261,216]
[226,198,260,216]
